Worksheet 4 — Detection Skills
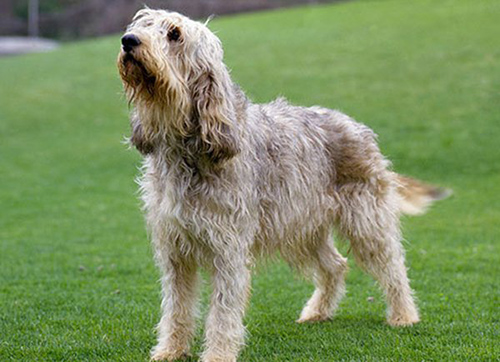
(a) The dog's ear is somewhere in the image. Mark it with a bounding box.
[129,111,154,155]
[191,70,240,162]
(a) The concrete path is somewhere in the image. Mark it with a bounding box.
[0,36,59,56]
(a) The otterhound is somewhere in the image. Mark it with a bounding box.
[117,9,450,362]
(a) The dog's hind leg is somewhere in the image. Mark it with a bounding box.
[335,182,420,326]
[296,230,348,323]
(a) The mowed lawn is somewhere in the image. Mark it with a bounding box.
[1,0,499,360]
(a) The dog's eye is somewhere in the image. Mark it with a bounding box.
[168,27,181,42]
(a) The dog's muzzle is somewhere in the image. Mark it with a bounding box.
[121,34,141,53]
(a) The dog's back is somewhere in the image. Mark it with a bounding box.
[248,98,448,257]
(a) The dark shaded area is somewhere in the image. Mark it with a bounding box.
[0,0,345,39]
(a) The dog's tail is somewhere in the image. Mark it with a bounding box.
[396,175,452,215]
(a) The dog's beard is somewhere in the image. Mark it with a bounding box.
[119,52,157,100]
[118,49,195,140]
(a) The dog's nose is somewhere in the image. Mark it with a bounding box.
[121,34,141,52]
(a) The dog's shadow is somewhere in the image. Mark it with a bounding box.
[171,314,399,361]
[240,314,390,360]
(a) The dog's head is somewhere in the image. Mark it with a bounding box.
[118,9,239,161]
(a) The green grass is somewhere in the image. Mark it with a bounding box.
[1,0,499,360]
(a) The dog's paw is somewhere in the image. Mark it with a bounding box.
[387,313,420,327]
[297,302,332,323]
[150,349,190,361]
[201,353,237,362]
[296,312,331,324]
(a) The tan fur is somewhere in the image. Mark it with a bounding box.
[397,175,452,215]
[117,9,449,362]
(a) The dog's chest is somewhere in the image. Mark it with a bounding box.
[142,157,243,240]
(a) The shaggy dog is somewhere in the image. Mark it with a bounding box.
[117,9,450,362]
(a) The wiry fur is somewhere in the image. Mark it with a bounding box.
[117,9,449,362]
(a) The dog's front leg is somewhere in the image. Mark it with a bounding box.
[151,253,199,361]
[202,251,251,362]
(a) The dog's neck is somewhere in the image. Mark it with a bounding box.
[130,83,249,172]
